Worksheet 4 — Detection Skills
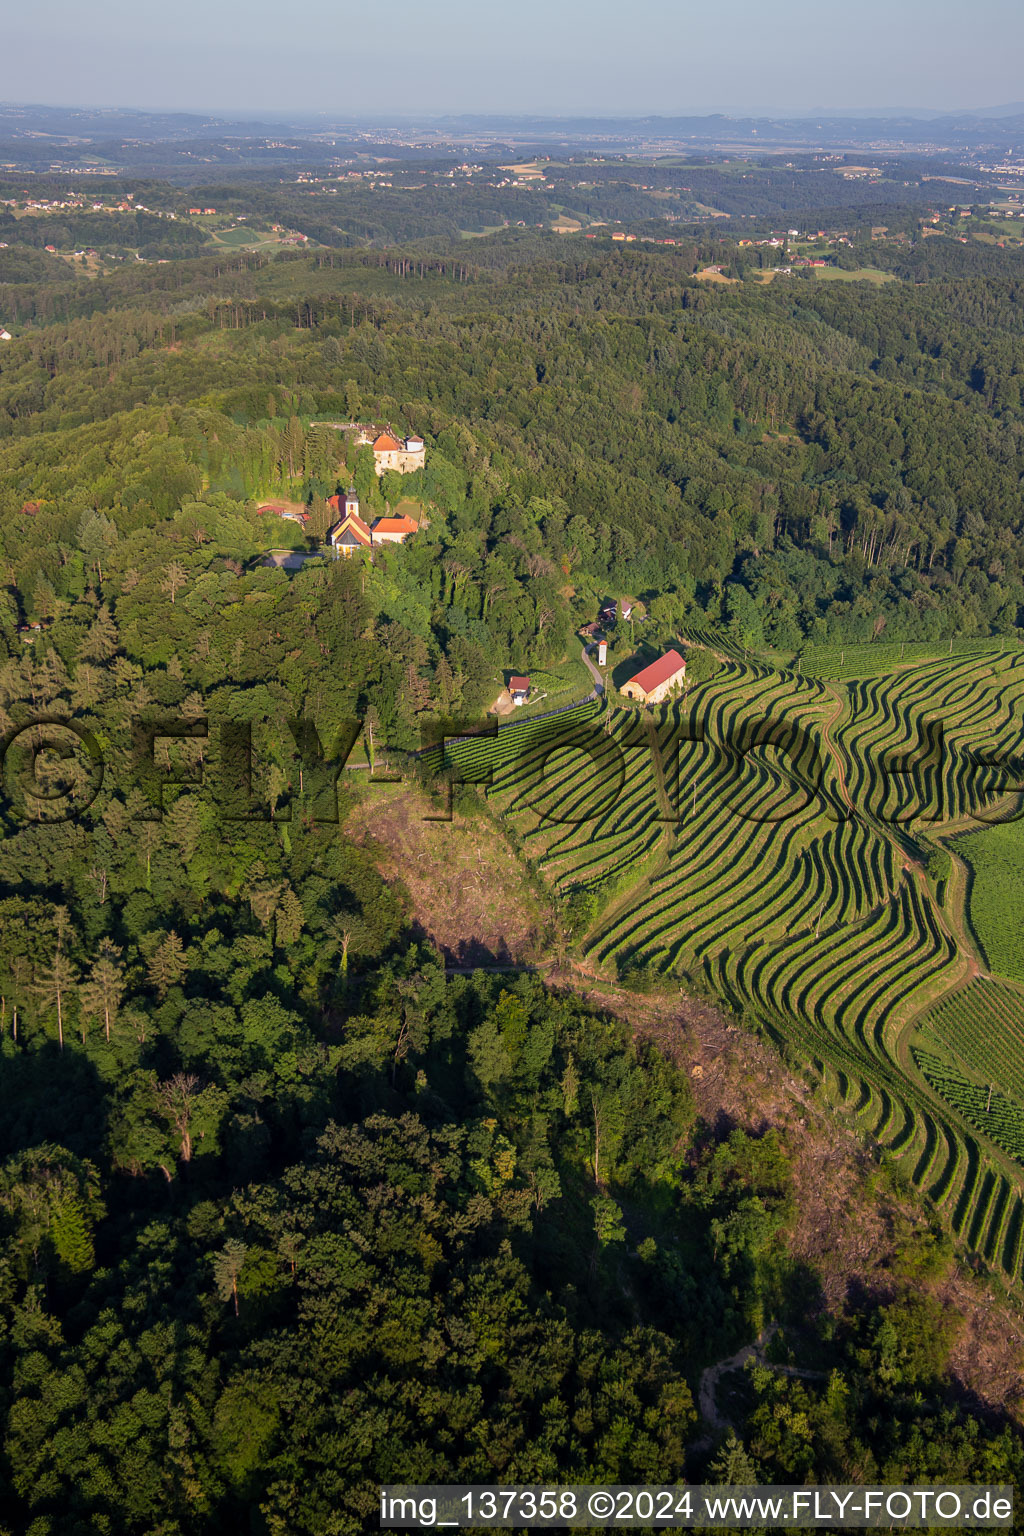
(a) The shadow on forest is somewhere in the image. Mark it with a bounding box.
[0,1044,108,1161]
[408,918,518,970]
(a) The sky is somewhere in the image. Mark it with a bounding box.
[8,0,1024,119]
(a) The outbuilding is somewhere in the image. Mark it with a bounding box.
[621,650,687,705]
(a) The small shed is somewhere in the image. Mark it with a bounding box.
[509,675,531,707]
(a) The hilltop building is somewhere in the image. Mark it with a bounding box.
[621,650,687,705]
[351,426,425,476]
[370,430,425,475]
[509,676,531,706]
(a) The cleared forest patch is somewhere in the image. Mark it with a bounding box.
[345,782,553,967]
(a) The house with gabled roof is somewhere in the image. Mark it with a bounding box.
[621,650,686,705]
[328,486,372,556]
[371,512,418,545]
[599,597,638,626]
[330,512,372,556]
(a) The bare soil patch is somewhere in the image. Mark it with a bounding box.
[346,784,552,966]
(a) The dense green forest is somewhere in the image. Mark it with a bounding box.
[1,206,1024,1530]
[5,230,1024,699]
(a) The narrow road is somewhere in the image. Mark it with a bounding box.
[581,641,605,695]
[698,1328,779,1436]
[820,682,855,814]
[693,1325,826,1451]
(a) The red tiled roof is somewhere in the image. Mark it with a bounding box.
[371,514,417,535]
[509,676,530,692]
[372,431,401,452]
[627,650,686,695]
[333,511,371,545]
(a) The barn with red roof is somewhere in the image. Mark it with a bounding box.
[621,650,686,705]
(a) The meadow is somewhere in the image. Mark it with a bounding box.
[955,816,1024,984]
[812,267,896,284]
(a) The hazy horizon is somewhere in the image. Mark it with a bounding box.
[5,101,1024,126]
[8,0,1024,122]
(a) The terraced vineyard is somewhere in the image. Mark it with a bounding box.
[430,643,1024,1287]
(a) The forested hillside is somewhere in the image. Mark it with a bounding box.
[1,223,1024,1530]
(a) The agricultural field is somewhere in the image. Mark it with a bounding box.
[955,815,1024,984]
[429,643,1024,1286]
[811,266,896,284]
[915,979,1024,1110]
[799,635,1023,681]
[914,1049,1024,1170]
